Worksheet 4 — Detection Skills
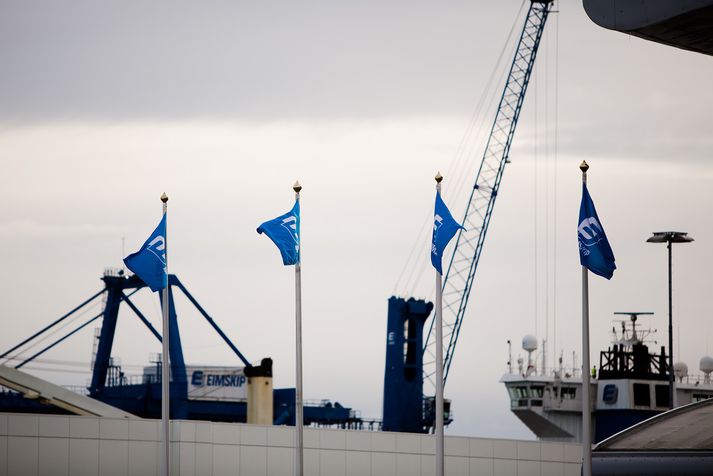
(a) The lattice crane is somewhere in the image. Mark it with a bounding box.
[422,0,555,395]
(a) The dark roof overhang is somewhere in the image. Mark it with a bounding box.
[583,0,713,56]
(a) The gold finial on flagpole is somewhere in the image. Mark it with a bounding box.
[293,181,302,194]
[160,192,168,203]
[580,161,589,184]
[435,172,443,183]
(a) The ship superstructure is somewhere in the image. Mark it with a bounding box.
[502,313,713,443]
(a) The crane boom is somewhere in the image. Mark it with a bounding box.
[423,1,554,393]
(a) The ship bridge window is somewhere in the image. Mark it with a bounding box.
[510,386,529,398]
[655,384,670,408]
[693,393,713,403]
[561,387,576,400]
[633,383,651,407]
[530,386,544,398]
[507,386,530,407]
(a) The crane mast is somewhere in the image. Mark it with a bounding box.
[422,1,554,394]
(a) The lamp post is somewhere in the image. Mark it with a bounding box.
[646,231,693,409]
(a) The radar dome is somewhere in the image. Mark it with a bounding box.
[700,356,713,374]
[673,362,688,379]
[522,335,538,352]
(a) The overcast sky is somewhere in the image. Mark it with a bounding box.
[1,1,712,440]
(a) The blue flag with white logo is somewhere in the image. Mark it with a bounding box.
[123,214,168,292]
[257,200,300,266]
[578,183,616,279]
[431,191,463,275]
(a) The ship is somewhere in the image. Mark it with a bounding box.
[501,312,713,443]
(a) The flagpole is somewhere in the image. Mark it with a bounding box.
[293,181,304,476]
[434,172,445,476]
[579,162,592,476]
[160,192,170,476]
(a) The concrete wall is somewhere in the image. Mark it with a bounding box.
[0,413,582,476]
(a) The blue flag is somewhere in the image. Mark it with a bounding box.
[257,200,300,266]
[431,191,463,275]
[578,183,616,279]
[123,214,168,292]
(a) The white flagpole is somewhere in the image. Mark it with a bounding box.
[579,162,592,476]
[160,192,170,476]
[293,181,304,476]
[435,172,445,476]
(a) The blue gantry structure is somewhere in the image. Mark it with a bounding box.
[0,270,359,427]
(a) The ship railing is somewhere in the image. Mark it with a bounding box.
[505,366,581,379]
[0,384,18,395]
[304,398,340,408]
[103,373,158,387]
[308,417,383,431]
[62,385,90,395]
[675,373,713,386]
[599,344,668,376]
[103,267,125,278]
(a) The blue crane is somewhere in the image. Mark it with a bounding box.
[383,0,555,432]
[0,270,359,427]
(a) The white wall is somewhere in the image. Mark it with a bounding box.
[0,413,582,476]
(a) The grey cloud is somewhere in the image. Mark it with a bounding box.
[2,0,712,167]
[0,220,121,238]
[0,0,515,121]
